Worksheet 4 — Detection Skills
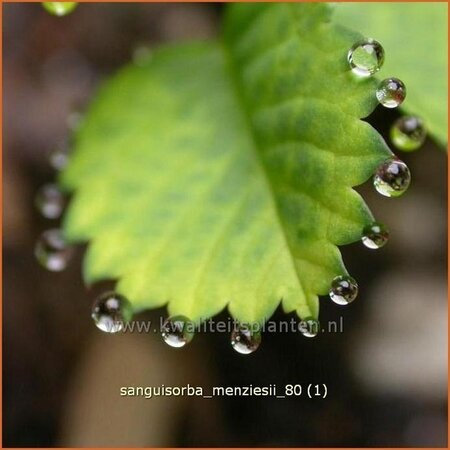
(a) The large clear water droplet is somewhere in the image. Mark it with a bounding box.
[42,2,78,16]
[299,318,319,338]
[34,229,74,271]
[347,38,384,77]
[376,78,406,108]
[35,183,65,219]
[391,116,427,152]
[91,292,133,333]
[362,222,389,249]
[161,316,195,348]
[373,158,411,197]
[231,324,261,354]
[329,275,358,305]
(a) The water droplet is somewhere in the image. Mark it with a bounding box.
[161,316,195,348]
[231,324,261,354]
[299,318,319,338]
[347,39,384,77]
[34,229,74,271]
[91,292,133,333]
[376,78,406,108]
[42,2,78,16]
[373,158,411,197]
[362,222,389,249]
[49,146,70,171]
[35,183,65,219]
[391,116,427,152]
[329,275,358,305]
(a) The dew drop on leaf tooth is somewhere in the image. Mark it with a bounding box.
[231,324,261,354]
[35,183,65,219]
[362,222,389,249]
[299,318,319,338]
[42,2,78,16]
[161,315,195,348]
[347,38,384,77]
[329,275,358,305]
[34,229,74,272]
[373,158,411,197]
[91,292,133,333]
[391,116,427,152]
[376,78,406,108]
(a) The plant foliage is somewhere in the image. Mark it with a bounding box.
[61,3,393,324]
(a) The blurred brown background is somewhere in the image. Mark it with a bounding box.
[3,3,448,447]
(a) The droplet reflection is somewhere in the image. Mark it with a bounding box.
[373,159,411,197]
[91,292,133,333]
[34,229,74,271]
[362,222,389,249]
[299,318,319,338]
[347,38,384,77]
[376,78,406,108]
[329,275,358,305]
[35,183,65,219]
[161,315,195,348]
[391,116,426,152]
[231,324,261,354]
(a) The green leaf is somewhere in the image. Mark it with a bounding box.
[42,2,78,17]
[61,3,391,324]
[334,2,448,146]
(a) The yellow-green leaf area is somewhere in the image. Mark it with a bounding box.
[42,2,78,17]
[60,3,391,324]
